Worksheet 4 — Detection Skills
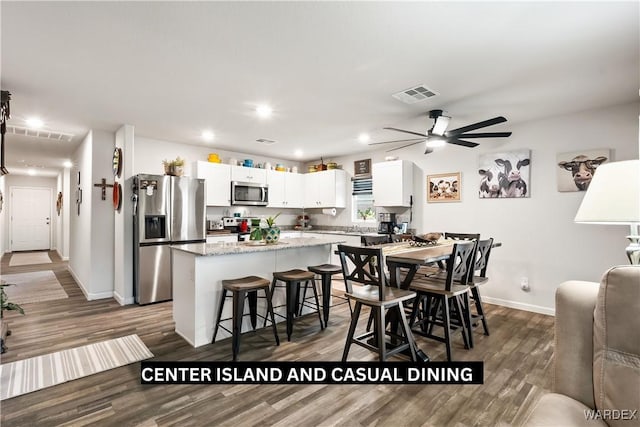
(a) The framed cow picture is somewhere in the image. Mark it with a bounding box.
[556,149,610,192]
[478,149,531,198]
[427,172,461,203]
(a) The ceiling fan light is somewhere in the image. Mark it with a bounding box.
[426,138,446,148]
[431,116,450,136]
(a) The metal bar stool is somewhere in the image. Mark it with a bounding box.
[271,269,324,341]
[212,276,279,361]
[306,264,345,325]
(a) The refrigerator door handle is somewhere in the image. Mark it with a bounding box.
[132,193,138,216]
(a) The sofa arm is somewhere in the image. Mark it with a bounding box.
[554,280,599,409]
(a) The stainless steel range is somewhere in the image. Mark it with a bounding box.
[133,174,205,304]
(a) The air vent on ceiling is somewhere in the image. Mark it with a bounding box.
[7,125,74,142]
[256,138,277,145]
[392,84,438,104]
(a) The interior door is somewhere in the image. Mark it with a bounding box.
[11,187,52,251]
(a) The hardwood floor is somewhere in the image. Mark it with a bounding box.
[0,251,553,426]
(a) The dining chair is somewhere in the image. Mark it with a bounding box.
[360,235,392,246]
[338,244,418,362]
[408,240,476,361]
[444,232,481,241]
[467,238,494,336]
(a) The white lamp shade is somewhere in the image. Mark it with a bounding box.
[574,159,640,224]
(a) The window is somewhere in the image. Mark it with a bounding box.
[352,178,375,222]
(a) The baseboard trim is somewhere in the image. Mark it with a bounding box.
[55,248,69,261]
[483,296,555,316]
[66,265,115,301]
[113,290,135,306]
[67,265,89,300]
[174,328,198,348]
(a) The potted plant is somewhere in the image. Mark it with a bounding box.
[162,156,185,176]
[1,281,25,354]
[262,213,281,244]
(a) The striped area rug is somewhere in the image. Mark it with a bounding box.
[0,334,153,400]
[9,252,52,267]
[0,270,68,304]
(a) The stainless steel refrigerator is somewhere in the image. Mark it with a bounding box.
[133,174,205,304]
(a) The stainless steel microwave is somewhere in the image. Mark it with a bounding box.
[231,181,268,206]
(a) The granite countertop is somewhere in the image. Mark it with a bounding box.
[304,230,381,237]
[171,237,346,256]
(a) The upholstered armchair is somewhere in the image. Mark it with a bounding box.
[525,265,640,427]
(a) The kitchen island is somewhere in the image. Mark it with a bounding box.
[171,237,345,347]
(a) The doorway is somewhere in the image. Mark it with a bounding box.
[10,187,52,251]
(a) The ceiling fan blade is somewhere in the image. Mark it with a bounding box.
[368,138,427,146]
[451,132,512,139]
[386,140,426,152]
[383,127,428,138]
[446,116,507,136]
[431,116,450,136]
[447,138,479,148]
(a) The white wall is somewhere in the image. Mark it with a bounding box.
[68,129,115,300]
[113,124,135,305]
[2,174,58,252]
[0,176,6,254]
[90,130,115,296]
[69,131,93,294]
[322,101,639,313]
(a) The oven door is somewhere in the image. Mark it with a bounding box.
[231,181,268,206]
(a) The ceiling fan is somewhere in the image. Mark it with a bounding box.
[369,109,512,154]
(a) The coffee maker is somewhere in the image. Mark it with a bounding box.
[377,213,397,234]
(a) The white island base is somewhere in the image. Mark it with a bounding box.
[171,238,343,348]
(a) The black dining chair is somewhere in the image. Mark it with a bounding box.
[467,238,494,337]
[408,240,476,361]
[338,244,418,362]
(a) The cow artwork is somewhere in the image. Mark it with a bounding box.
[427,172,461,202]
[556,149,610,192]
[478,149,531,198]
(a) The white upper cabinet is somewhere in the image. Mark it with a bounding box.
[304,169,347,208]
[267,170,304,208]
[193,161,231,206]
[231,165,267,184]
[372,160,414,207]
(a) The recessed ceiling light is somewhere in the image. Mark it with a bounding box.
[201,130,215,142]
[294,149,303,158]
[63,160,73,168]
[25,117,44,129]
[358,133,370,143]
[27,168,36,176]
[256,105,273,119]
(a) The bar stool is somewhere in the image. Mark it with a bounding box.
[307,264,347,325]
[271,269,324,341]
[212,276,279,361]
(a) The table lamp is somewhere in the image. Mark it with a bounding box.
[574,159,640,264]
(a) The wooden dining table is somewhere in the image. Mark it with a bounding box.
[383,241,457,289]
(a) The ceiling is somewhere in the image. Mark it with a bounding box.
[1,1,638,177]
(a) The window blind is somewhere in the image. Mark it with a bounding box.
[352,178,372,195]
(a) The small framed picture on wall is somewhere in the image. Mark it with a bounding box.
[427,172,461,203]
